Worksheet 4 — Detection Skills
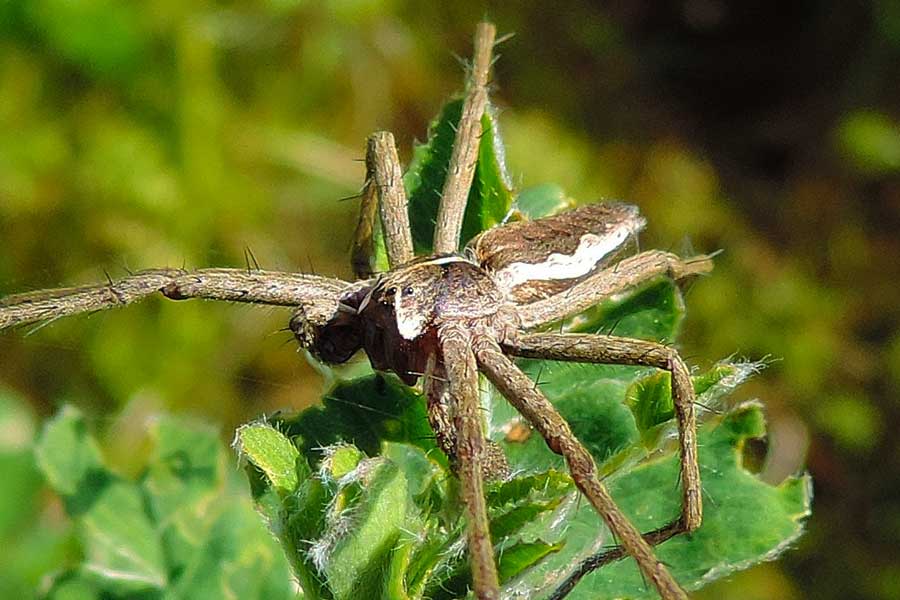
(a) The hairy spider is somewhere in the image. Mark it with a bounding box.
[0,22,714,600]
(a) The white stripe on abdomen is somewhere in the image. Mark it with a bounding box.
[493,227,631,291]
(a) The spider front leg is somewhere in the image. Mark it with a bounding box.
[441,325,501,599]
[474,337,689,600]
[351,131,415,278]
[432,21,495,254]
[504,333,703,598]
[0,268,350,331]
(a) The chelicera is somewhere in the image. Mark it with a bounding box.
[0,22,714,600]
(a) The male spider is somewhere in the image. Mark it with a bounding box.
[0,22,714,600]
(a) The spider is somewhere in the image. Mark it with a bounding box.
[0,22,714,600]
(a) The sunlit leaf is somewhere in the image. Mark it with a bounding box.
[405,99,513,253]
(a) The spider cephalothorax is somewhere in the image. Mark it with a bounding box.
[0,22,715,600]
[298,255,517,386]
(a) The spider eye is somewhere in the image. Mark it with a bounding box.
[385,286,397,296]
[402,286,414,297]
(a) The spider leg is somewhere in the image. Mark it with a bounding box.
[0,268,351,331]
[424,353,511,481]
[506,333,701,529]
[518,250,714,329]
[441,325,500,599]
[432,22,496,254]
[548,521,685,600]
[350,152,380,279]
[370,131,415,267]
[351,131,416,277]
[474,337,688,600]
[423,353,458,462]
[505,333,702,599]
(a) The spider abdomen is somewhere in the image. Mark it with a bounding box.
[469,202,646,303]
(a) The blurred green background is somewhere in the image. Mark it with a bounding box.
[1,1,898,598]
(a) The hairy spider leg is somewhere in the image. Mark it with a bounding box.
[350,22,504,599]
[370,131,415,268]
[504,333,702,599]
[352,131,414,279]
[432,22,496,255]
[517,249,714,329]
[351,153,381,279]
[442,324,501,599]
[475,337,689,600]
[0,269,350,331]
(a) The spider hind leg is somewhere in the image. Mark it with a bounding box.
[476,336,691,600]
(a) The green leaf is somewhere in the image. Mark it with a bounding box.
[404,99,513,253]
[693,362,741,396]
[235,422,301,495]
[490,496,567,540]
[0,388,42,538]
[77,479,169,593]
[503,403,812,598]
[497,540,564,581]
[35,406,295,600]
[240,402,448,599]
[43,573,102,600]
[625,371,674,434]
[464,104,515,244]
[486,471,574,546]
[34,405,105,497]
[513,183,573,219]
[142,417,226,582]
[278,374,442,468]
[323,458,408,600]
[491,281,687,475]
[425,536,565,600]
[0,390,72,600]
[494,368,645,475]
[485,470,573,509]
[166,500,297,600]
[626,362,750,447]
[567,277,685,341]
[35,407,168,595]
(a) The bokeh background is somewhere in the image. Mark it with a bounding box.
[1,2,899,598]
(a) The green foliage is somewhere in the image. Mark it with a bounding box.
[34,407,295,600]
[235,399,581,599]
[835,110,900,175]
[0,10,836,598]
[513,183,573,219]
[0,389,67,600]
[2,5,896,599]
